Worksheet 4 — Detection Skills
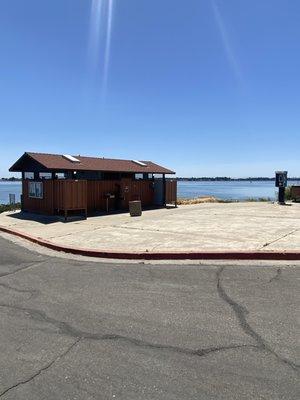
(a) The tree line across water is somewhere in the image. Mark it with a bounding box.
[176,177,300,181]
[1,177,300,182]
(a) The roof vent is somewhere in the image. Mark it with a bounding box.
[63,154,80,163]
[132,160,147,167]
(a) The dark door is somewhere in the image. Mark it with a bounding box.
[154,178,164,206]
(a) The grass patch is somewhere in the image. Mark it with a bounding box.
[177,196,219,205]
[0,203,21,214]
[285,186,292,201]
[242,197,272,202]
[177,196,272,205]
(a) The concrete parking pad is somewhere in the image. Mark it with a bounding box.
[0,202,300,253]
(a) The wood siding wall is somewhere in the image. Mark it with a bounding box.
[22,179,54,214]
[22,178,156,215]
[87,180,119,211]
[291,186,300,201]
[87,179,154,212]
[165,180,177,205]
[54,180,87,211]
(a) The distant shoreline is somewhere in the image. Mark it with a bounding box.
[176,177,300,182]
[1,177,300,182]
[0,178,21,182]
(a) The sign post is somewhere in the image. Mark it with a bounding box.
[9,193,16,205]
[275,171,287,205]
[9,194,16,211]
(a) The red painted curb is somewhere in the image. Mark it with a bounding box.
[1,225,300,261]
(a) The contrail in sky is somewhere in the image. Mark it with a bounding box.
[88,0,104,70]
[211,0,242,82]
[88,0,114,98]
[103,0,114,97]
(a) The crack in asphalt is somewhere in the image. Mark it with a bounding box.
[0,302,257,360]
[0,260,46,301]
[0,338,81,398]
[268,268,282,283]
[216,266,299,372]
[0,282,39,300]
[0,260,47,278]
[100,335,256,358]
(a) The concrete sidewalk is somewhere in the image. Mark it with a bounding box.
[0,202,299,254]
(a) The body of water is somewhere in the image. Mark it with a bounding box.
[1,180,300,204]
[177,180,300,201]
[0,182,22,204]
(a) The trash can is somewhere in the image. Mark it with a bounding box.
[129,200,142,217]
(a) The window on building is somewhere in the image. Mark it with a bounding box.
[55,172,65,179]
[28,182,43,199]
[135,173,144,180]
[24,172,34,179]
[39,173,52,179]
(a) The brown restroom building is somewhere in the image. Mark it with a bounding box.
[9,152,177,218]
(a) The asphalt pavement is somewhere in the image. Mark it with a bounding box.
[0,236,299,399]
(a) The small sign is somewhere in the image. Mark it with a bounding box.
[275,171,288,188]
[9,194,16,205]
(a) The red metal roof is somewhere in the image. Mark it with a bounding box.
[9,152,175,174]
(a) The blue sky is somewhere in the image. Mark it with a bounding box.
[0,0,299,177]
